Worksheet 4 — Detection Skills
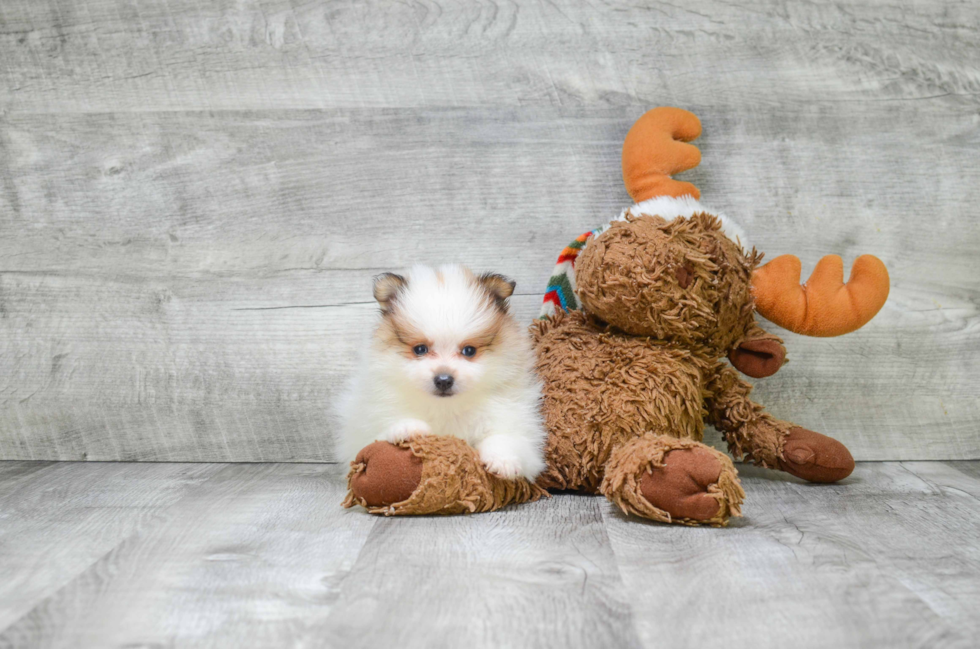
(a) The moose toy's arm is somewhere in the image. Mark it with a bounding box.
[712,253,888,482]
[705,363,855,483]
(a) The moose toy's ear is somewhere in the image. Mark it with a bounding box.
[728,325,787,378]
[479,272,516,307]
[373,273,407,311]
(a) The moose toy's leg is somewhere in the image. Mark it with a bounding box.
[600,434,745,527]
[707,365,855,483]
[344,435,546,515]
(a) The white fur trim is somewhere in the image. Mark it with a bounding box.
[616,195,749,250]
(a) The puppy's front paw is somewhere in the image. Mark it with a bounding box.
[380,419,431,445]
[477,435,541,481]
[481,453,523,480]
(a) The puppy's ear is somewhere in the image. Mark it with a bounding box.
[479,272,516,307]
[373,273,407,311]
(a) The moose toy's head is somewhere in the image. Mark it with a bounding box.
[574,208,772,373]
[548,107,890,379]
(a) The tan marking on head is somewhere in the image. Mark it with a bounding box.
[476,272,516,311]
[459,306,518,361]
[375,308,430,358]
[373,273,407,312]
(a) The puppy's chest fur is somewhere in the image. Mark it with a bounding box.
[398,395,498,442]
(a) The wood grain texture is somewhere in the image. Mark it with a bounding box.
[0,462,374,648]
[602,462,980,649]
[0,461,53,499]
[0,461,223,629]
[1,0,978,112]
[1,0,978,461]
[1,460,978,648]
[314,495,641,649]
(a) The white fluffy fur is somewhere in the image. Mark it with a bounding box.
[617,195,749,250]
[336,264,547,480]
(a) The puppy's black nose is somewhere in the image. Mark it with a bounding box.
[433,374,454,393]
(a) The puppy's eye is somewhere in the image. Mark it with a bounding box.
[412,344,428,356]
[461,345,477,358]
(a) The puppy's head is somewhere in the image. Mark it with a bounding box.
[373,265,520,399]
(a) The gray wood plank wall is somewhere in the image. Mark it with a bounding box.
[1,0,978,462]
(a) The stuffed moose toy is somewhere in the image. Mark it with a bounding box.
[344,107,890,526]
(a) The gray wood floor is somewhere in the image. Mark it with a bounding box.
[2,0,979,463]
[0,460,978,649]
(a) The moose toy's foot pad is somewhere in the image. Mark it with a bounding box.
[347,441,423,508]
[778,427,855,483]
[640,447,730,521]
[601,435,745,527]
[344,436,546,516]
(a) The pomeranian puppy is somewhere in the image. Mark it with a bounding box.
[337,264,546,480]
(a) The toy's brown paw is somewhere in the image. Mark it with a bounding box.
[728,337,786,378]
[349,441,423,507]
[778,427,855,483]
[640,447,724,521]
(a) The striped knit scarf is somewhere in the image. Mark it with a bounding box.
[539,224,611,319]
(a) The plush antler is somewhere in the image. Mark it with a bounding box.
[622,107,703,202]
[752,254,890,337]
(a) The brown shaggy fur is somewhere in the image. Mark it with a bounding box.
[344,435,545,515]
[531,309,714,492]
[345,212,855,525]
[575,213,761,356]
